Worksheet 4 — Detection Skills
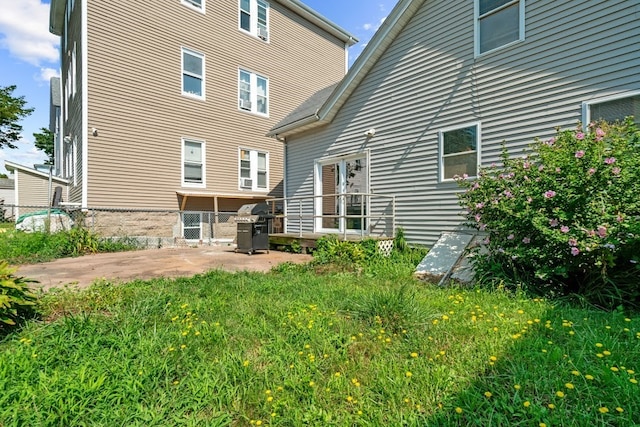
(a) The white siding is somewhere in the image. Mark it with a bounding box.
[284,0,640,247]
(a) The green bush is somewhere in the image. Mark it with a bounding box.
[456,119,640,309]
[313,234,366,266]
[0,261,38,334]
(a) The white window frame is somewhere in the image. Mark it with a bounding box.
[474,0,525,57]
[181,48,205,100]
[439,122,481,182]
[182,138,206,188]
[238,148,269,191]
[182,212,202,241]
[238,69,269,116]
[582,91,640,129]
[182,0,205,13]
[239,0,269,41]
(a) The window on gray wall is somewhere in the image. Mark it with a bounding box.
[477,0,523,55]
[440,124,480,181]
[588,94,640,124]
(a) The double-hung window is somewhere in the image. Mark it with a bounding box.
[182,0,204,12]
[239,148,268,191]
[439,124,480,181]
[583,92,640,126]
[239,0,269,41]
[183,139,205,187]
[475,0,524,55]
[182,48,204,99]
[238,69,268,115]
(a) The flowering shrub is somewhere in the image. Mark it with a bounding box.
[456,119,640,308]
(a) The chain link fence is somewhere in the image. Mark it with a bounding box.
[0,204,239,248]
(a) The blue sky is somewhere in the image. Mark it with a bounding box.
[0,0,398,176]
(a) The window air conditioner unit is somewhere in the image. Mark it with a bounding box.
[241,178,253,188]
[239,99,252,110]
[257,27,269,40]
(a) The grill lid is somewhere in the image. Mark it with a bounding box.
[235,215,260,223]
[237,202,271,217]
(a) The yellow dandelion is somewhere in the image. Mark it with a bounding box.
[556,391,565,398]
[410,352,418,358]
[596,353,604,358]
[255,421,262,426]
[610,366,619,372]
[484,391,492,398]
[585,374,595,380]
[630,378,638,384]
[334,372,341,377]
[571,370,580,376]
[603,350,611,356]
[616,407,624,413]
[180,344,186,349]
[598,407,609,414]
[548,403,556,409]
[455,407,463,414]
[266,396,273,402]
[514,384,521,390]
[271,413,276,417]
[243,360,250,367]
[309,381,315,387]
[540,423,547,427]
[565,383,575,389]
[405,371,413,378]
[347,396,354,402]
[489,356,497,362]
[523,401,531,408]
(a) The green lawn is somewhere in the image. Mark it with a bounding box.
[1,256,638,426]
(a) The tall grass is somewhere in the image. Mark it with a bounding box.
[1,254,638,426]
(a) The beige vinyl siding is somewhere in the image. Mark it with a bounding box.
[284,0,640,247]
[83,0,346,209]
[15,171,69,207]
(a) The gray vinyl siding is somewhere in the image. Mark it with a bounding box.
[284,0,640,247]
[80,0,346,209]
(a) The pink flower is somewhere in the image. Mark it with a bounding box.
[617,215,624,223]
[555,167,562,173]
[472,182,480,190]
[544,190,556,198]
[507,234,514,240]
[526,197,533,203]
[549,219,559,227]
[571,247,580,256]
[476,202,485,209]
[568,238,578,246]
[522,237,531,244]
[504,190,514,198]
[612,167,621,175]
[604,157,616,165]
[597,226,607,238]
[538,165,545,172]
[523,162,531,169]
[475,214,482,222]
[561,226,570,233]
[575,150,585,158]
[576,132,585,140]
[596,128,605,138]
[479,223,487,231]
[545,138,556,146]
[588,168,596,176]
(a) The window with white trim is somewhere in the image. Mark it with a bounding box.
[239,148,268,191]
[584,93,640,125]
[182,0,204,12]
[439,124,480,181]
[182,139,205,187]
[182,48,204,99]
[238,69,268,115]
[476,0,524,55]
[239,0,269,41]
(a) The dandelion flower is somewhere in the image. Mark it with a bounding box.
[514,384,521,390]
[540,423,547,427]
[410,352,418,358]
[556,391,565,398]
[598,407,609,414]
[630,378,638,384]
[405,371,413,378]
[610,367,619,372]
[585,375,595,380]
[548,403,556,409]
[565,383,575,389]
[616,407,624,413]
[571,370,580,376]
[484,391,492,398]
[603,350,611,356]
[523,401,531,408]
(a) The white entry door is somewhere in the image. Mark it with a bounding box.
[315,153,368,234]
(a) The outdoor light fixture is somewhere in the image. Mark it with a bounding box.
[63,135,71,143]
[364,128,376,138]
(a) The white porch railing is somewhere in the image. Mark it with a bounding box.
[266,193,396,240]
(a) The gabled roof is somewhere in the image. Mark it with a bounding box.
[4,161,70,185]
[267,0,425,138]
[49,0,358,46]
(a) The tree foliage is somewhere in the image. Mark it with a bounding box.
[0,85,34,150]
[33,128,54,164]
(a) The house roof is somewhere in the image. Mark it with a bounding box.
[4,161,70,185]
[270,83,339,136]
[267,0,425,138]
[49,0,358,46]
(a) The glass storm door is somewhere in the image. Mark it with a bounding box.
[315,154,368,233]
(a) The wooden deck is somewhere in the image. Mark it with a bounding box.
[269,233,393,253]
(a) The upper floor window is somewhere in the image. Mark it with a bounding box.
[182,0,205,12]
[475,0,524,56]
[239,148,268,191]
[183,138,205,187]
[583,92,640,126]
[439,123,480,181]
[182,48,205,99]
[239,0,269,41]
[238,69,268,115]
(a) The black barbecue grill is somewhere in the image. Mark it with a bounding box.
[235,202,273,255]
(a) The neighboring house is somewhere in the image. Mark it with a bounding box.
[50,76,62,177]
[4,162,70,221]
[268,0,640,247]
[0,178,15,220]
[45,0,356,241]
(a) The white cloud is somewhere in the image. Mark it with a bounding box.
[39,67,60,82]
[0,0,59,66]
[362,23,373,31]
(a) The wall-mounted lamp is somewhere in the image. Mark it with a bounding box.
[364,128,376,138]
[63,135,71,143]
[91,128,98,136]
